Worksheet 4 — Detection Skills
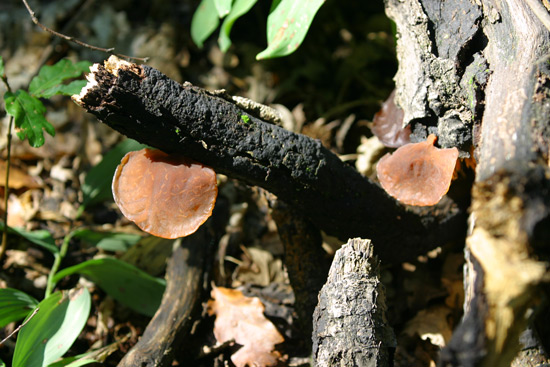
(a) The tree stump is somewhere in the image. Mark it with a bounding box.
[312,238,396,367]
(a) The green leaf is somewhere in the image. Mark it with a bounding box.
[52,258,165,317]
[256,0,326,59]
[0,222,58,254]
[79,139,147,215]
[29,59,91,98]
[218,0,259,52]
[72,229,142,252]
[0,56,5,77]
[48,356,97,367]
[191,0,220,48]
[0,288,39,328]
[12,288,91,367]
[214,0,232,17]
[4,90,55,148]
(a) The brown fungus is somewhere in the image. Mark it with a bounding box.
[376,134,459,206]
[371,89,411,148]
[112,148,218,239]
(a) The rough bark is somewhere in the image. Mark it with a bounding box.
[384,0,550,365]
[73,56,466,265]
[312,238,396,367]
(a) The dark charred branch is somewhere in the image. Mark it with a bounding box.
[116,224,214,367]
[73,57,466,265]
[271,200,330,345]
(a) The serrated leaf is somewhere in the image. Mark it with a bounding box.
[218,0,259,52]
[0,222,58,254]
[52,257,165,317]
[0,288,39,328]
[79,139,147,215]
[12,288,91,367]
[214,0,232,17]
[4,90,55,148]
[256,0,325,59]
[71,228,142,252]
[29,59,91,98]
[191,0,220,48]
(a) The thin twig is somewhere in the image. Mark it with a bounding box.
[0,307,40,345]
[20,0,149,63]
[0,68,13,263]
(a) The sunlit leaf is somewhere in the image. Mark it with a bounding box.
[219,0,259,52]
[0,288,39,328]
[191,0,220,48]
[214,0,232,17]
[256,0,325,59]
[0,222,58,254]
[29,59,91,98]
[207,286,284,367]
[79,139,147,215]
[4,90,54,148]
[52,257,165,317]
[12,288,91,367]
[71,228,142,252]
[48,355,97,367]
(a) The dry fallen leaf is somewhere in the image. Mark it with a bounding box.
[207,286,284,367]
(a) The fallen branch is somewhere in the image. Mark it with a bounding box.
[73,56,466,264]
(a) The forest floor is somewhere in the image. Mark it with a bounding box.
[0,0,466,366]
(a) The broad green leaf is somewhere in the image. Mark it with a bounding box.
[79,139,147,215]
[0,222,58,254]
[0,358,5,367]
[52,258,165,317]
[256,0,326,59]
[29,59,91,98]
[71,228,142,252]
[218,0,259,52]
[214,0,232,17]
[0,288,39,328]
[4,90,54,148]
[12,288,91,367]
[191,0,220,48]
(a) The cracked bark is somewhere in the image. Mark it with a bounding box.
[384,0,550,365]
[73,57,466,265]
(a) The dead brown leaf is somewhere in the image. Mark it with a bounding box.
[207,286,284,367]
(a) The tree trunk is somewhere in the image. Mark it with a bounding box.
[384,0,550,365]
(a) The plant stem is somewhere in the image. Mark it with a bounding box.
[0,62,13,263]
[44,231,75,298]
[0,116,14,262]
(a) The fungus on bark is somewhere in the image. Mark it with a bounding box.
[112,148,218,238]
[371,89,411,148]
[376,134,458,206]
